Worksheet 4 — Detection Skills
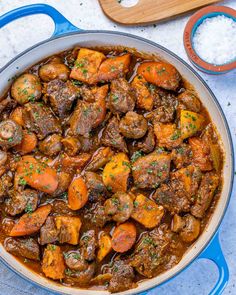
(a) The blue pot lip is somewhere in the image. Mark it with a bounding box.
[0,29,234,295]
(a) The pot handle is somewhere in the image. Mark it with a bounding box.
[0,4,80,37]
[138,232,229,295]
[197,232,229,295]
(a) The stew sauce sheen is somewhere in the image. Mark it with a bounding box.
[0,46,223,293]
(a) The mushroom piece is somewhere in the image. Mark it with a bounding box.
[171,214,200,243]
[171,214,185,233]
[119,111,148,139]
[104,192,134,223]
[180,214,201,242]
[39,63,70,82]
[39,134,62,156]
[0,120,22,149]
[11,74,42,104]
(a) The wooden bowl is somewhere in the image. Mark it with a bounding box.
[184,5,236,74]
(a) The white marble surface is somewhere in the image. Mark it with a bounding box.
[0,1,235,294]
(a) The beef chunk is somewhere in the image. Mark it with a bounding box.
[64,230,96,274]
[191,172,219,218]
[101,116,128,152]
[109,78,135,114]
[64,262,95,286]
[0,175,13,199]
[130,224,183,278]
[52,171,73,197]
[108,260,136,293]
[84,172,108,202]
[4,237,40,260]
[136,126,156,153]
[69,97,106,137]
[154,183,190,213]
[171,143,193,169]
[5,189,38,216]
[132,151,171,189]
[178,90,201,113]
[84,203,111,228]
[78,134,100,153]
[80,230,97,261]
[147,93,177,124]
[154,166,201,214]
[39,216,58,245]
[23,102,61,139]
[119,111,148,139]
[64,250,87,271]
[51,200,75,216]
[44,80,78,119]
[189,137,213,171]
[171,165,202,198]
[0,97,16,116]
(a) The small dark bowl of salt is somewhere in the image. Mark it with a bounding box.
[184,5,236,74]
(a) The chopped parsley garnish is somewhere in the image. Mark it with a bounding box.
[19,177,27,185]
[48,245,56,251]
[131,150,143,163]
[170,130,181,140]
[25,203,33,214]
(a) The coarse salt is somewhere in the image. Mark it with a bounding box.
[192,15,236,65]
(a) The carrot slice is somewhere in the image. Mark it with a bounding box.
[137,61,181,91]
[96,54,131,82]
[10,204,51,237]
[111,222,137,253]
[68,176,88,210]
[14,130,37,154]
[16,156,58,194]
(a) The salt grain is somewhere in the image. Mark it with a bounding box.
[192,15,236,65]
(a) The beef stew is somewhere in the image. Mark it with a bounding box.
[0,46,223,293]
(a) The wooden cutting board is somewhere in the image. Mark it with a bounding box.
[99,0,221,25]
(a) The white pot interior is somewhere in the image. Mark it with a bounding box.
[0,32,233,295]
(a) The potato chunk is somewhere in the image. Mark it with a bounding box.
[97,232,112,262]
[42,244,65,280]
[154,122,182,149]
[131,75,154,111]
[70,48,105,84]
[103,153,131,192]
[180,110,205,139]
[55,216,82,245]
[131,194,164,228]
